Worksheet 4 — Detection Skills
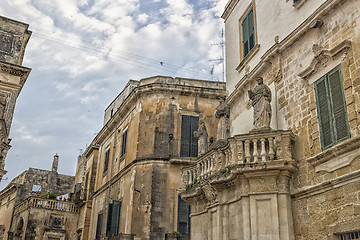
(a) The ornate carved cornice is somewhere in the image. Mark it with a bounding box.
[298,40,351,80]
[0,61,31,88]
[1,65,27,77]
[221,0,240,21]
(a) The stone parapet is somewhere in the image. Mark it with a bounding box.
[14,197,79,215]
[181,129,295,187]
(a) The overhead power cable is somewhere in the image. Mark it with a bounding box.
[30,26,215,80]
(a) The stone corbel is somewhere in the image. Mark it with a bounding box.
[298,40,352,81]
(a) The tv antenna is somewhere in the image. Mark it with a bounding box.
[210,29,225,82]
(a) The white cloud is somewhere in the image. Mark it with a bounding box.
[0,0,229,190]
[137,13,149,24]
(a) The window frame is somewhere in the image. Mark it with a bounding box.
[121,128,128,158]
[238,1,258,61]
[103,148,110,173]
[314,65,350,150]
[180,115,199,158]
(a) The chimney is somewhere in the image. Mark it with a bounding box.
[52,154,59,172]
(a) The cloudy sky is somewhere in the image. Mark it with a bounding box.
[0,0,227,189]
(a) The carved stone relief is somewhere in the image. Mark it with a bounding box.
[49,215,64,228]
[202,183,217,204]
[0,33,13,55]
[3,90,18,135]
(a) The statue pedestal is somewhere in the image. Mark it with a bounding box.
[249,127,272,134]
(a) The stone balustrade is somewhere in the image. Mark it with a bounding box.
[14,197,79,215]
[182,129,295,186]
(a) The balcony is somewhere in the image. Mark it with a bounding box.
[14,196,79,215]
[181,129,295,188]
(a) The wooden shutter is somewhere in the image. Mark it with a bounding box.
[315,77,333,149]
[110,201,122,235]
[190,116,199,157]
[96,213,103,239]
[106,204,113,236]
[248,9,255,51]
[121,130,128,157]
[327,67,350,142]
[104,149,110,173]
[181,116,199,157]
[181,116,191,157]
[177,195,191,236]
[242,14,249,57]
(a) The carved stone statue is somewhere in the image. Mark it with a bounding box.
[248,77,272,129]
[194,120,208,156]
[215,100,230,140]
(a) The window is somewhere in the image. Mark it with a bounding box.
[121,129,128,157]
[180,115,199,157]
[96,213,103,240]
[241,7,255,58]
[103,148,110,173]
[84,172,89,200]
[106,201,122,236]
[314,65,350,150]
[177,195,190,236]
[31,184,42,192]
[339,231,360,240]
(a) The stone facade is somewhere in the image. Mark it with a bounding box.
[180,0,360,239]
[0,155,75,240]
[74,76,226,240]
[0,16,31,181]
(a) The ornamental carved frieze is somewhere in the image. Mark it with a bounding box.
[1,65,27,77]
[298,40,352,81]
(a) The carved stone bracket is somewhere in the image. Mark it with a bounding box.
[298,40,352,80]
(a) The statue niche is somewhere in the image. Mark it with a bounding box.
[248,77,272,129]
[194,120,208,156]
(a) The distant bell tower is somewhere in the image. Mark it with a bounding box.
[52,154,59,172]
[0,16,32,181]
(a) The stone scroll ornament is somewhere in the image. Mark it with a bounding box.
[194,120,208,156]
[248,77,272,129]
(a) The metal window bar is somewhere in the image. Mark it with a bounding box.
[340,231,360,240]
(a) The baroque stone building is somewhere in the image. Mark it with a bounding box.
[0,16,31,181]
[74,76,226,240]
[180,0,360,239]
[0,155,75,240]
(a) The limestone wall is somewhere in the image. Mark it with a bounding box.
[221,0,360,239]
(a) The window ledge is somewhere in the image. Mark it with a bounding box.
[307,135,360,173]
[236,44,260,72]
[293,0,307,9]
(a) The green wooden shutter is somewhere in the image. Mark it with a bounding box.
[181,116,199,157]
[110,200,122,236]
[242,14,249,57]
[315,77,334,149]
[248,9,255,51]
[327,67,350,142]
[96,213,103,239]
[181,116,191,157]
[106,204,113,236]
[177,195,191,236]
